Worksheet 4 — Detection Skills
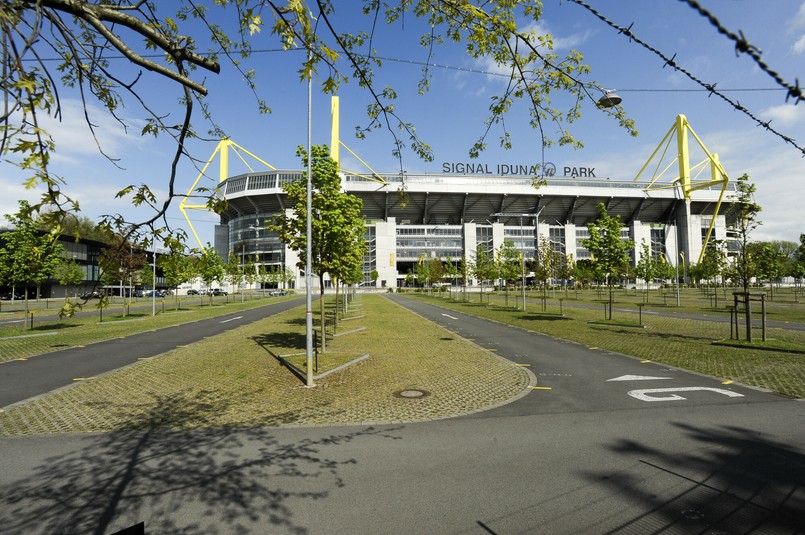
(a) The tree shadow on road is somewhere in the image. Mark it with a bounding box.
[578,422,805,534]
[0,391,403,535]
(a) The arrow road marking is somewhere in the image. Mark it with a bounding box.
[607,375,673,382]
[628,387,744,402]
[441,313,458,320]
[220,316,243,323]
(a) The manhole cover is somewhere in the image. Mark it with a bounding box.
[393,389,430,399]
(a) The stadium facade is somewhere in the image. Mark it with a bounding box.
[196,104,740,290]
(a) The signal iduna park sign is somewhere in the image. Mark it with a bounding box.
[441,161,597,178]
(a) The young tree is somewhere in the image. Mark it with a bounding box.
[98,235,146,298]
[471,247,496,304]
[269,145,365,352]
[555,253,576,293]
[635,240,657,302]
[158,237,192,308]
[750,242,784,298]
[195,245,225,303]
[583,203,634,319]
[696,241,727,288]
[793,234,805,290]
[53,257,84,297]
[0,200,64,308]
[532,236,555,299]
[243,257,259,297]
[224,252,243,296]
[725,174,762,294]
[497,240,521,307]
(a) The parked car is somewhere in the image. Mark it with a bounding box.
[143,289,163,297]
[186,289,199,295]
[210,288,228,296]
[0,292,23,301]
[269,289,288,296]
[79,291,102,299]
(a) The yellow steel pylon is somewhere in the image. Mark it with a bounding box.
[330,96,387,185]
[634,114,730,263]
[180,96,383,250]
[180,138,276,250]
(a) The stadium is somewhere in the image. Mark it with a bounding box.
[183,99,740,290]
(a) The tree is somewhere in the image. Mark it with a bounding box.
[224,252,243,296]
[583,203,634,319]
[532,236,554,295]
[414,257,445,292]
[725,174,762,294]
[635,240,657,302]
[269,145,365,352]
[98,235,146,298]
[497,240,521,307]
[470,247,496,304]
[158,237,192,308]
[695,241,727,288]
[3,1,637,245]
[0,200,63,309]
[555,253,575,293]
[53,257,84,296]
[195,245,225,302]
[793,234,805,290]
[750,242,784,297]
[243,257,259,296]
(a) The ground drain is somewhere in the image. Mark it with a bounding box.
[393,389,430,399]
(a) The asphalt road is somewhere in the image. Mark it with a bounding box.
[0,297,306,408]
[0,294,802,534]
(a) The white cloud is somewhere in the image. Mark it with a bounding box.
[791,1,805,29]
[470,20,592,81]
[792,34,805,54]
[760,103,805,127]
[521,20,591,51]
[34,98,149,166]
[703,129,805,243]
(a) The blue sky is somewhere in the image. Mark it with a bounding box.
[2,0,804,248]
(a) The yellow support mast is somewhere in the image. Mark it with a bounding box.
[180,95,383,251]
[329,96,387,185]
[634,114,730,263]
[180,138,276,250]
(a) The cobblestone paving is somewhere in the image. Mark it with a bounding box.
[0,295,533,435]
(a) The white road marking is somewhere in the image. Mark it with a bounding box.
[441,313,458,320]
[628,387,744,402]
[220,316,243,323]
[607,375,673,382]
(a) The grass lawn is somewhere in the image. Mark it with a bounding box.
[0,295,292,363]
[0,295,530,435]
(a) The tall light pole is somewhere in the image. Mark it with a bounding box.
[520,217,526,310]
[305,47,314,388]
[151,224,156,317]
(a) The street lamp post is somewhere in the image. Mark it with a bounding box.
[305,47,314,388]
[520,217,526,311]
[151,225,156,317]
